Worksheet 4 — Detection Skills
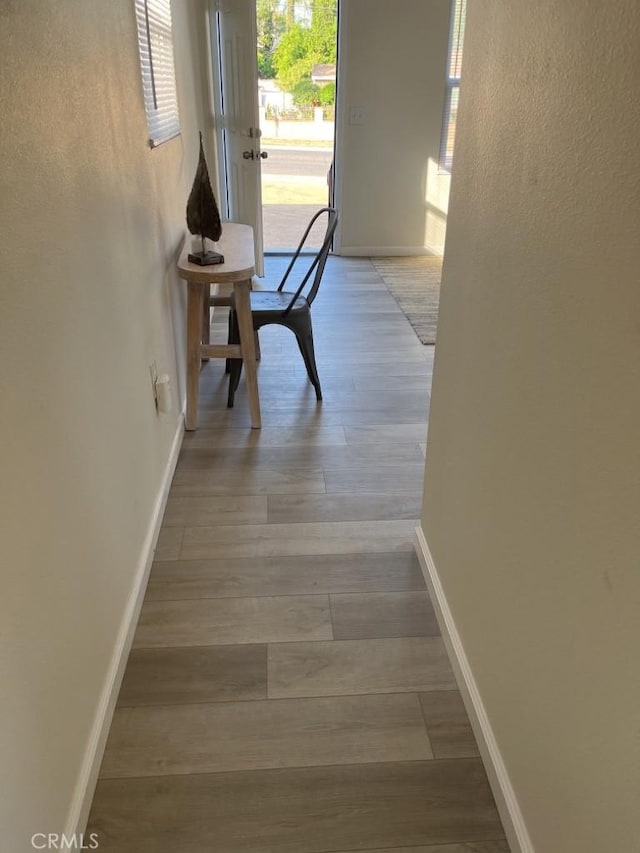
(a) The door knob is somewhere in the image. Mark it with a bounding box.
[242,150,255,160]
[259,151,268,159]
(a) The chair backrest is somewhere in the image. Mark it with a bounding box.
[278,207,339,316]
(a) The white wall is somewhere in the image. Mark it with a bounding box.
[0,1,210,847]
[336,0,451,255]
[420,1,640,851]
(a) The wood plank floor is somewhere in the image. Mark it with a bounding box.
[87,256,508,852]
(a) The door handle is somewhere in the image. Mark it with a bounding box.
[259,151,268,159]
[242,150,255,160]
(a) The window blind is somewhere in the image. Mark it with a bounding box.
[439,0,467,172]
[448,0,466,80]
[135,0,181,147]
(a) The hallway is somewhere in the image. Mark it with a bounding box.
[86,255,508,852]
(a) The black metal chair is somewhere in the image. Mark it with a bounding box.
[226,206,339,408]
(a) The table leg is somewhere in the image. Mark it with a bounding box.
[186,281,203,430]
[234,278,261,429]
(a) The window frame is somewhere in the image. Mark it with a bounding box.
[134,0,181,148]
[439,0,466,173]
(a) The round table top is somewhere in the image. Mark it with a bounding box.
[177,222,255,283]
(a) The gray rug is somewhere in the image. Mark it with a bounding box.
[372,255,442,345]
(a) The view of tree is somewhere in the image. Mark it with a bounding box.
[257,0,337,104]
[291,78,321,107]
[257,0,286,79]
[273,23,314,91]
[306,0,337,60]
[318,80,335,106]
[285,0,296,26]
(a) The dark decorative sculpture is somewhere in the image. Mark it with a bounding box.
[186,131,224,265]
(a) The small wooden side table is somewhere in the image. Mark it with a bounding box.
[177,223,261,430]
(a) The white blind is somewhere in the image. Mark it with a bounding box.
[439,0,467,172]
[135,0,181,147]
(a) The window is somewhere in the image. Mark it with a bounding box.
[439,0,466,172]
[135,0,180,147]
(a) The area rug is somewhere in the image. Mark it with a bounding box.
[372,255,443,345]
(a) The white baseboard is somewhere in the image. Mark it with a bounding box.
[339,246,441,257]
[64,415,185,836]
[414,525,534,853]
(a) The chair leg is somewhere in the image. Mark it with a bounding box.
[290,314,322,400]
[201,285,211,362]
[225,308,233,374]
[226,309,244,408]
[227,358,243,408]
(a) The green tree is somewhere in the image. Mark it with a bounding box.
[272,0,337,94]
[308,0,337,61]
[292,79,321,107]
[285,0,295,26]
[318,81,335,106]
[273,23,312,91]
[256,0,285,78]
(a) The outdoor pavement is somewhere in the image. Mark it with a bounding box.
[261,142,333,252]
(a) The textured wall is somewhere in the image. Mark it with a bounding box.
[336,0,451,254]
[421,2,640,851]
[0,0,208,846]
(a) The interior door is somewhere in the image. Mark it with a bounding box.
[210,0,265,275]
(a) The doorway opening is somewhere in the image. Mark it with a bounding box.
[256,0,338,252]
